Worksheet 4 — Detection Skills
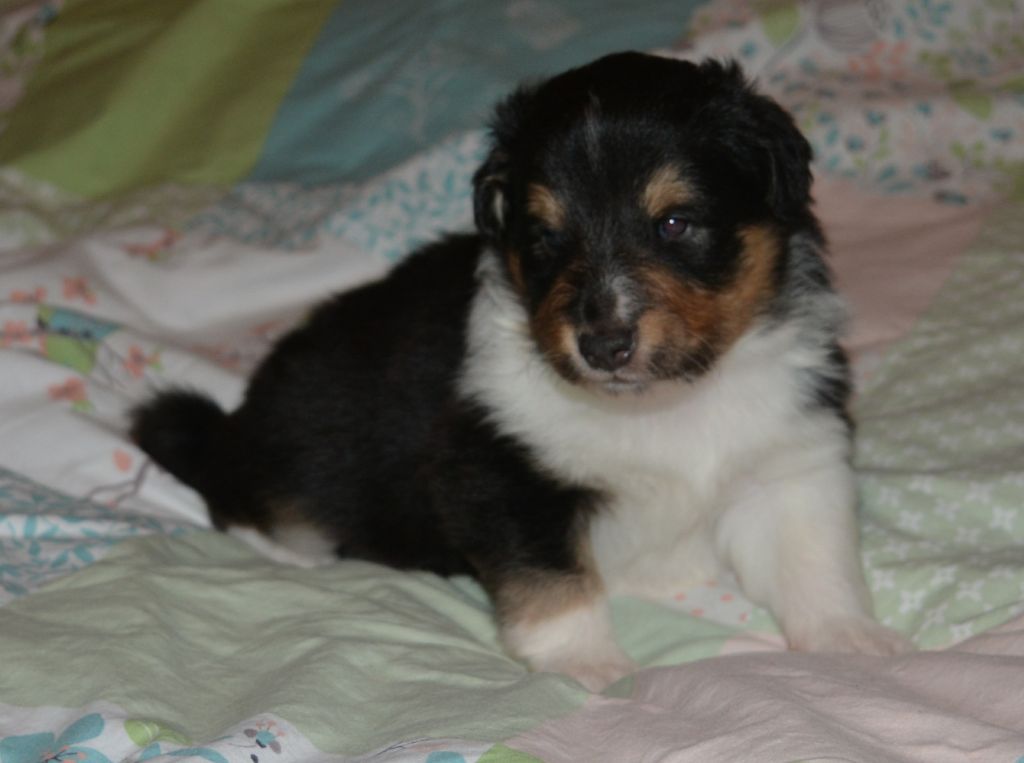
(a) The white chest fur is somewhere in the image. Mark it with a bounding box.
[458,253,849,597]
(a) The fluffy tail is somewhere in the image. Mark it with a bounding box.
[130,389,226,498]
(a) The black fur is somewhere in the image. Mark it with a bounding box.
[805,341,855,431]
[132,52,843,622]
[133,233,597,582]
[131,390,225,497]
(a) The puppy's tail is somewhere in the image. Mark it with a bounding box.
[130,389,226,500]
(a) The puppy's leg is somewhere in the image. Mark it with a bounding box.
[228,523,337,569]
[493,568,634,692]
[717,454,913,655]
[432,414,634,689]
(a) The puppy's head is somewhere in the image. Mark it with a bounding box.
[473,52,816,393]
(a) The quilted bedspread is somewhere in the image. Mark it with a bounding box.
[1,1,1023,761]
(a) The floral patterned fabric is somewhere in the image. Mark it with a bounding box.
[680,0,1024,205]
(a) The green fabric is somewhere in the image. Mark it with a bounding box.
[0,0,333,197]
[478,745,545,763]
[0,531,587,754]
[854,201,1024,647]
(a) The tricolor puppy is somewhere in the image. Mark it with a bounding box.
[132,52,910,690]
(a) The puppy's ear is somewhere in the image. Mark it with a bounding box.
[473,84,536,243]
[749,92,813,221]
[701,61,812,221]
[472,148,510,244]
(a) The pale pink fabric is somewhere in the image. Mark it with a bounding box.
[508,615,1024,762]
[815,175,989,364]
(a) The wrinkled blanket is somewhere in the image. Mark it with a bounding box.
[1,1,1023,760]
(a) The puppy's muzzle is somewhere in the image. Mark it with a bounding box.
[577,326,637,372]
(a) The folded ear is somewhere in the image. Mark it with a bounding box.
[473,84,538,244]
[750,93,813,221]
[698,61,813,221]
[472,147,510,244]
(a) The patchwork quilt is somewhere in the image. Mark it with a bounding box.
[1,1,1023,760]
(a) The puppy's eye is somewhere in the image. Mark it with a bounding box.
[657,215,689,241]
[539,227,567,251]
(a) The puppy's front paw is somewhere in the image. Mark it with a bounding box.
[501,596,636,691]
[789,616,915,656]
[531,649,637,692]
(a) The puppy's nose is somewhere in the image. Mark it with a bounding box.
[578,328,636,372]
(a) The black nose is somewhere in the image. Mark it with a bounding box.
[578,328,636,372]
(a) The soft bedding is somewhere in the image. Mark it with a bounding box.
[1,1,1023,761]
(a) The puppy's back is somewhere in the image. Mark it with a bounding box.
[132,234,483,567]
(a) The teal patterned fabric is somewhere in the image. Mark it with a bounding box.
[0,713,112,763]
[0,466,184,604]
[249,0,712,185]
[188,132,486,258]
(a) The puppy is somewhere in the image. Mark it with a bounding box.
[132,52,910,690]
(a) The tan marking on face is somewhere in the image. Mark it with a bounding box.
[637,273,720,371]
[636,224,783,367]
[505,249,525,294]
[719,224,783,338]
[642,164,693,218]
[529,269,579,374]
[527,183,566,230]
